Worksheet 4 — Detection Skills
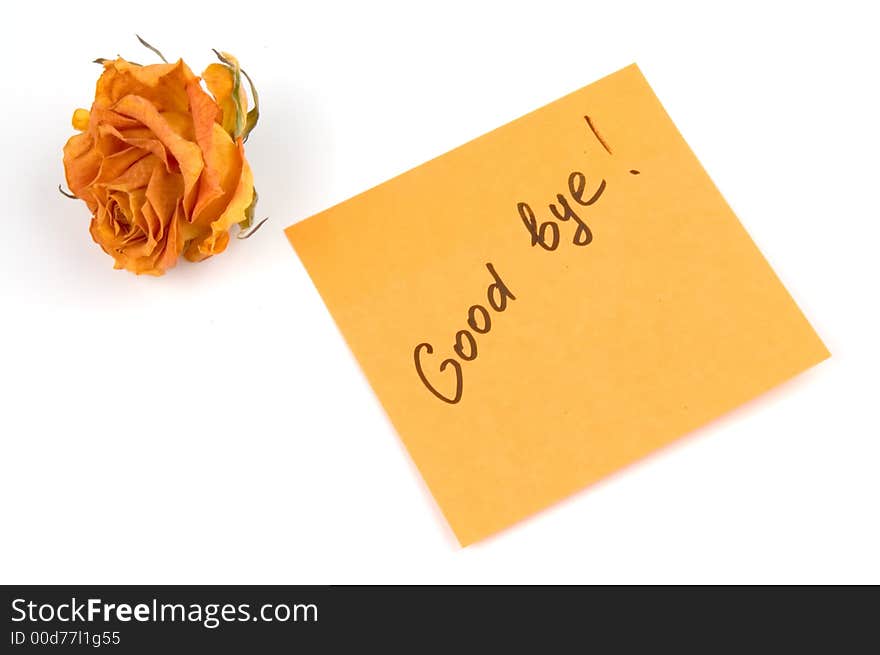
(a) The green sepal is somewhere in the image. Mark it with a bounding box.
[135,35,168,63]
[212,50,245,139]
[241,67,260,142]
[212,49,259,142]
[239,187,258,230]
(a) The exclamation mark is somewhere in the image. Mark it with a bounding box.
[584,115,613,155]
[584,114,640,175]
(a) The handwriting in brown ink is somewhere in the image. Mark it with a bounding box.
[413,263,516,404]
[518,172,606,250]
[414,115,640,403]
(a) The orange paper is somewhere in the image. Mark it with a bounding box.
[285,64,828,545]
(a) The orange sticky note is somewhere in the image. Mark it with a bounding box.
[285,64,828,546]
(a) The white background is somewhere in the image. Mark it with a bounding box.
[1,0,878,583]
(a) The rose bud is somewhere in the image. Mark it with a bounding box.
[62,38,263,275]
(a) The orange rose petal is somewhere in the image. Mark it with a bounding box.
[89,210,118,256]
[112,94,204,219]
[185,80,226,222]
[63,130,94,161]
[144,161,184,230]
[187,79,221,148]
[138,193,163,241]
[62,132,101,197]
[72,108,90,131]
[88,106,142,131]
[97,123,172,172]
[185,139,253,261]
[94,147,148,188]
[121,189,152,247]
[201,63,247,136]
[153,203,184,274]
[132,200,185,276]
[89,107,145,158]
[190,123,241,226]
[95,59,195,114]
[158,110,197,142]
